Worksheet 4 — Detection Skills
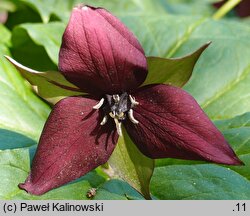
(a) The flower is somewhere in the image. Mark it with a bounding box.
[17,5,242,195]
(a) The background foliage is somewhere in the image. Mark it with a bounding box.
[0,0,250,200]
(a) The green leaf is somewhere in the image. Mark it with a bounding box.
[0,129,36,150]
[19,0,169,23]
[18,0,217,24]
[11,22,64,69]
[144,42,210,87]
[14,22,64,65]
[155,0,216,16]
[156,158,204,167]
[5,3,42,30]
[93,179,145,200]
[5,56,84,104]
[0,43,50,141]
[215,112,250,131]
[0,24,11,45]
[14,181,93,200]
[0,0,16,12]
[179,20,250,120]
[0,148,29,200]
[214,112,250,180]
[108,127,154,200]
[151,164,250,200]
[19,0,83,23]
[223,127,250,180]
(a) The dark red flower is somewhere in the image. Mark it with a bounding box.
[18,5,242,195]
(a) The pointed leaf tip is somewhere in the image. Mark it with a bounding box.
[145,42,211,87]
[4,56,84,104]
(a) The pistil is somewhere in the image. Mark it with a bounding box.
[92,92,139,136]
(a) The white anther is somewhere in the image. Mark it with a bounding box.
[113,94,120,103]
[93,98,104,109]
[129,95,139,106]
[109,111,116,118]
[82,6,88,11]
[128,109,139,124]
[114,118,123,136]
[100,115,108,125]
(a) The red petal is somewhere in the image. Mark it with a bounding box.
[124,84,243,165]
[59,5,147,95]
[19,96,118,195]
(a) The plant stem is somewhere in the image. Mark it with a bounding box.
[213,0,242,20]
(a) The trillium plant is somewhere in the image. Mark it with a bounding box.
[6,5,243,198]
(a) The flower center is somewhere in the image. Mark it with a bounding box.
[93,92,139,136]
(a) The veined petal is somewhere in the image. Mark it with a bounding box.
[124,84,243,165]
[19,96,118,195]
[59,5,147,95]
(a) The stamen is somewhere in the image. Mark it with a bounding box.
[128,109,139,124]
[109,111,115,118]
[129,95,139,106]
[98,93,139,135]
[82,7,88,11]
[113,94,120,103]
[93,98,104,109]
[100,115,108,125]
[114,118,122,136]
[117,112,125,118]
